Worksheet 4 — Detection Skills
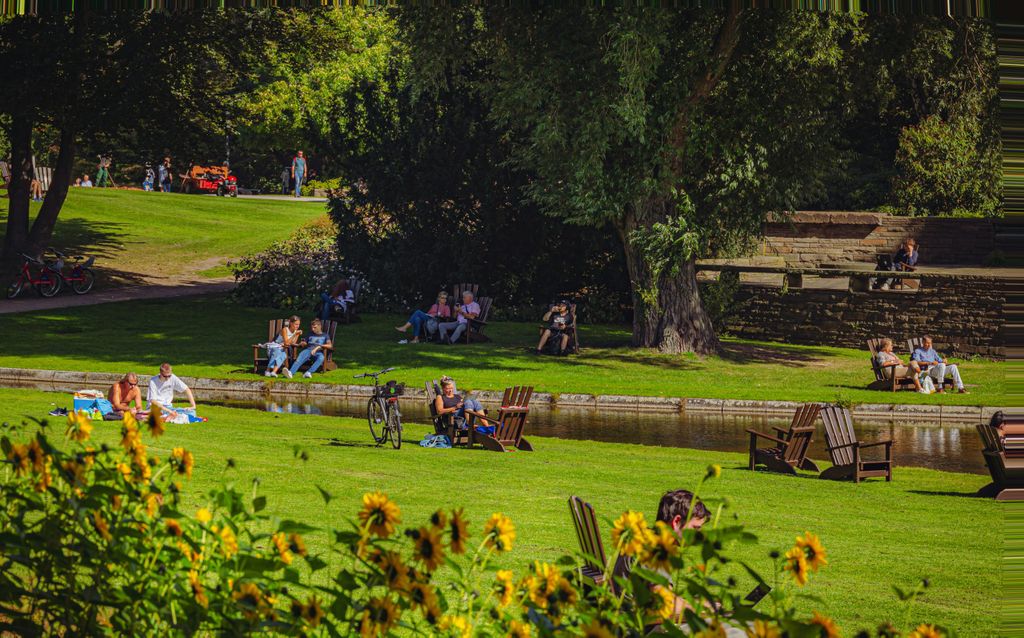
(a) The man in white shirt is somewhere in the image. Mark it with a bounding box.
[147,363,196,415]
[438,291,480,344]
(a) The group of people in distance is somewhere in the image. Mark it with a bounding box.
[262,316,334,378]
[875,335,968,394]
[106,363,197,418]
[395,290,480,345]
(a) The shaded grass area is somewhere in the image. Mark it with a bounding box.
[0,189,324,284]
[0,387,1000,635]
[0,295,1006,406]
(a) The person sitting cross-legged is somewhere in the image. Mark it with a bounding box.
[147,363,196,417]
[910,335,967,394]
[286,319,332,379]
[396,290,452,343]
[875,338,925,393]
[438,291,480,345]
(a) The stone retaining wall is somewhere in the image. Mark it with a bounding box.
[764,211,995,266]
[728,274,1006,358]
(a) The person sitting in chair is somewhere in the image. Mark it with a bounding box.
[108,372,144,416]
[536,300,571,355]
[438,291,480,344]
[396,290,451,343]
[875,338,926,393]
[319,279,355,322]
[263,316,302,377]
[910,335,967,394]
[434,376,485,429]
[286,319,332,379]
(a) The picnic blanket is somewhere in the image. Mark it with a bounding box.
[73,390,113,419]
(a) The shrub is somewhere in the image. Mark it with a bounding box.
[301,177,345,197]
[1,418,950,636]
[699,270,742,335]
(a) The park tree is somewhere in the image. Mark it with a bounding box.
[402,7,851,354]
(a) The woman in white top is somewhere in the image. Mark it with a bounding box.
[265,316,302,377]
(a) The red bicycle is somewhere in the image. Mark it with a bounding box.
[6,253,62,298]
[48,248,96,295]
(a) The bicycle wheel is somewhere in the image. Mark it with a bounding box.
[387,407,402,450]
[367,397,386,445]
[72,269,95,295]
[6,279,25,299]
[36,273,62,297]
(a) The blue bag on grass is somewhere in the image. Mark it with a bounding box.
[474,425,496,436]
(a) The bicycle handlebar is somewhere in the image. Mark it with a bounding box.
[353,366,397,379]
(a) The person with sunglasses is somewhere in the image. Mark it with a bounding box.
[147,363,196,417]
[108,372,144,416]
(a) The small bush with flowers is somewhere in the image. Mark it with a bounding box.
[1,415,950,637]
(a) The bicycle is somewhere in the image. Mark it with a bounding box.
[48,248,96,295]
[354,367,404,449]
[6,253,62,299]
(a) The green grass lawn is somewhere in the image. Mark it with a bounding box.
[0,189,325,284]
[0,295,1006,406]
[0,387,1000,635]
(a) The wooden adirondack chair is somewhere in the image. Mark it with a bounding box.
[253,319,293,374]
[424,379,471,447]
[905,337,955,391]
[866,339,918,392]
[473,386,534,452]
[290,320,338,373]
[452,296,493,344]
[819,406,893,482]
[538,303,580,354]
[317,278,362,324]
[977,423,1024,501]
[746,404,821,474]
[568,496,613,590]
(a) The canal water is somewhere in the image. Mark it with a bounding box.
[207,396,985,475]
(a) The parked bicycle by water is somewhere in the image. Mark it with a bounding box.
[47,248,96,295]
[355,367,404,449]
[6,253,62,299]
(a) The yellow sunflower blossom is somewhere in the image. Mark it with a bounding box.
[144,491,161,517]
[358,491,401,538]
[33,463,52,492]
[121,411,138,430]
[27,438,48,474]
[302,596,325,628]
[641,521,679,571]
[795,532,828,572]
[378,550,410,591]
[581,619,615,638]
[177,541,201,563]
[706,463,722,479]
[61,459,87,487]
[612,510,652,557]
[527,561,560,608]
[555,577,578,606]
[272,532,293,564]
[116,462,132,481]
[170,447,194,479]
[289,533,307,557]
[66,411,93,442]
[745,620,780,638]
[232,582,271,619]
[7,443,30,476]
[448,508,469,554]
[784,546,809,586]
[494,569,516,607]
[407,581,439,612]
[439,614,471,638]
[360,597,400,638]
[430,509,447,530]
[92,511,113,542]
[810,612,841,638]
[483,512,515,552]
[648,585,675,620]
[908,624,944,638]
[412,526,445,572]
[166,519,184,537]
[147,411,166,438]
[120,421,141,451]
[215,525,238,558]
[507,619,532,638]
[196,507,212,524]
[188,570,208,608]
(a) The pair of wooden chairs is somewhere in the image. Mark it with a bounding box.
[252,318,338,374]
[866,338,956,392]
[447,283,494,344]
[748,404,893,483]
[977,421,1024,501]
[425,382,534,452]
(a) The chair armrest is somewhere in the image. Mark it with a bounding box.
[475,414,499,425]
[826,441,860,452]
[745,429,787,445]
[771,427,789,436]
[858,440,892,449]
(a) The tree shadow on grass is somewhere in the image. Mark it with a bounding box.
[907,489,986,499]
[717,342,835,368]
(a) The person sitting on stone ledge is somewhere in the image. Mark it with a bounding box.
[874,238,918,290]
[911,335,968,394]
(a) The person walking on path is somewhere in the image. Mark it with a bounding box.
[280,166,291,195]
[291,150,306,197]
[158,157,173,193]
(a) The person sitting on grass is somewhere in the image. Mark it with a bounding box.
[434,376,485,430]
[396,291,452,343]
[263,316,302,377]
[438,291,480,344]
[536,299,571,355]
[319,279,355,322]
[108,372,143,417]
[285,319,332,379]
[147,363,196,417]
[911,335,968,394]
[875,338,925,393]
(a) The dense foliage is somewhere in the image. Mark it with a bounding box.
[0,414,947,636]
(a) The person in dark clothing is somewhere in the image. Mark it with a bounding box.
[875,238,918,290]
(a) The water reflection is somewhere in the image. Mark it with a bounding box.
[208,397,985,475]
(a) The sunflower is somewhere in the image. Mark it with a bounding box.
[188,570,208,608]
[216,525,239,558]
[272,532,293,564]
[116,462,132,481]
[783,546,809,586]
[289,533,307,557]
[147,411,166,438]
[61,459,87,487]
[611,510,652,557]
[27,438,48,474]
[121,422,141,451]
[303,596,325,628]
[358,491,402,539]
[122,411,138,430]
[144,491,161,517]
[555,577,578,606]
[233,582,269,619]
[908,624,944,638]
[796,532,828,572]
[745,620,780,638]
[581,619,615,638]
[412,526,445,572]
[360,597,399,638]
[378,550,410,591]
[810,612,841,638]
[408,581,438,612]
[483,512,516,552]
[33,465,52,493]
[92,511,112,542]
[448,508,469,554]
[170,447,194,478]
[196,507,212,524]
[641,521,679,571]
[647,585,675,621]
[507,619,532,638]
[166,519,184,537]
[430,509,447,530]
[529,562,560,608]
[66,411,93,442]
[7,443,30,476]
[706,463,722,479]
[439,614,471,638]
[494,569,516,606]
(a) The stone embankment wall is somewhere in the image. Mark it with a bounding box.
[763,211,996,266]
[727,275,1006,358]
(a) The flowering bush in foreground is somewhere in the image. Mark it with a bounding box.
[0,417,950,636]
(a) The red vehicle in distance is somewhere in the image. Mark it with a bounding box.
[179,164,238,197]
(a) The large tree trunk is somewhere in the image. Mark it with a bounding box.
[3,115,35,268]
[27,126,77,255]
[618,202,720,356]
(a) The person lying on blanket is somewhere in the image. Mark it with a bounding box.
[147,362,197,417]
